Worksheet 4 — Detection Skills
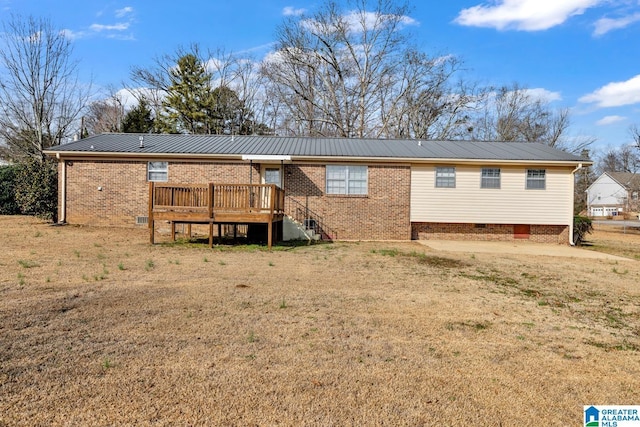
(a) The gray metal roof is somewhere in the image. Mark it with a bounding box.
[46,133,589,163]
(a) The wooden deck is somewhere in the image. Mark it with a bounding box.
[149,182,285,248]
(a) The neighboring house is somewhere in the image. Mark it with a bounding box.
[44,134,590,244]
[586,172,640,217]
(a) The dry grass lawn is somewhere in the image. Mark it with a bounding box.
[1,216,639,426]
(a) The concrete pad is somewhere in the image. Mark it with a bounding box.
[417,240,632,261]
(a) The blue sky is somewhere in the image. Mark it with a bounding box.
[2,0,640,152]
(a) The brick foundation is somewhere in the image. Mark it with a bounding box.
[411,222,569,244]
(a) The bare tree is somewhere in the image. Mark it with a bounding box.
[0,15,91,162]
[389,66,484,140]
[630,124,640,147]
[84,91,125,136]
[597,145,640,174]
[263,0,463,138]
[466,84,569,144]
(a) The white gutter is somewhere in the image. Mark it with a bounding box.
[569,163,583,246]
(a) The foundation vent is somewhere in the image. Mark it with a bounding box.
[135,216,149,225]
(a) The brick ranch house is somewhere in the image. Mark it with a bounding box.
[44,134,590,245]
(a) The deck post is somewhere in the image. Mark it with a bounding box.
[208,183,214,219]
[270,185,276,214]
[209,222,213,248]
[267,219,273,249]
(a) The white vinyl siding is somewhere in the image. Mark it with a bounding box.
[147,161,168,182]
[411,165,573,225]
[481,168,501,189]
[435,167,455,188]
[326,165,367,195]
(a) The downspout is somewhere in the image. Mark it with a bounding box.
[57,153,67,224]
[569,163,583,246]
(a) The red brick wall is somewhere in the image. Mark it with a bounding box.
[61,160,412,240]
[62,160,258,227]
[284,164,411,240]
[64,160,148,227]
[411,222,569,244]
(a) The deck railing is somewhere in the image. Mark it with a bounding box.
[150,182,284,216]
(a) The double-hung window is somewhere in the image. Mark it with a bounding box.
[435,167,456,188]
[481,168,501,189]
[326,165,367,195]
[526,169,546,190]
[147,161,168,182]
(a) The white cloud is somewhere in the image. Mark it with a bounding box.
[579,75,640,107]
[593,12,640,36]
[523,88,562,102]
[116,88,164,109]
[61,29,86,41]
[455,0,603,31]
[283,6,306,17]
[115,6,134,18]
[596,115,627,125]
[90,23,130,32]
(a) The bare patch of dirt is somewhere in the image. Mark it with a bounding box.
[1,216,639,426]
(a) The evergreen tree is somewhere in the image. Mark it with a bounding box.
[122,100,156,133]
[208,86,246,135]
[159,54,215,134]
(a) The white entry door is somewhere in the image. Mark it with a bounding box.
[261,166,281,209]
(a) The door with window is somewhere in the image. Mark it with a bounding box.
[260,166,281,209]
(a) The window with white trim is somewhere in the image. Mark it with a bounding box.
[526,169,546,190]
[326,165,367,195]
[147,161,168,182]
[435,167,456,188]
[481,168,501,189]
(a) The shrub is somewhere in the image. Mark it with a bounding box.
[14,158,58,222]
[0,164,21,215]
[573,215,593,246]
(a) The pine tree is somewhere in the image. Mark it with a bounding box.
[159,54,215,134]
[122,100,155,133]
